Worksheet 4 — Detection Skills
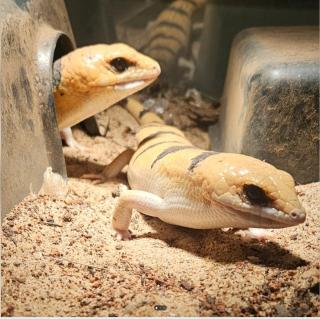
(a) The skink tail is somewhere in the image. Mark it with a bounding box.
[124,97,164,125]
[122,97,188,148]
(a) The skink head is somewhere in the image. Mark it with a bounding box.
[205,153,306,228]
[53,43,161,129]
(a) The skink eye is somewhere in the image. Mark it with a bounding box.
[243,184,271,206]
[110,57,131,73]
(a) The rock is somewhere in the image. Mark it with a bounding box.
[275,304,290,316]
[14,273,26,284]
[92,280,102,288]
[309,282,320,295]
[49,248,62,257]
[62,212,73,222]
[299,303,309,312]
[180,279,194,291]
[80,299,91,306]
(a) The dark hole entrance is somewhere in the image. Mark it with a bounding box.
[53,33,74,63]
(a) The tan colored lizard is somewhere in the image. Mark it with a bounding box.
[97,98,306,240]
[52,43,160,147]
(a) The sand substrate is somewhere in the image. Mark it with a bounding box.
[1,101,319,317]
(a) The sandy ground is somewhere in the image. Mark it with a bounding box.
[1,93,319,317]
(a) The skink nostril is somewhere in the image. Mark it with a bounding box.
[290,209,306,221]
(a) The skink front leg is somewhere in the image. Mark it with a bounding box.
[112,190,165,240]
[60,127,87,150]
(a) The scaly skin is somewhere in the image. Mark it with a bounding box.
[143,0,206,75]
[111,99,306,240]
[52,43,160,147]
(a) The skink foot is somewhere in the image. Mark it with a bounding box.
[81,173,105,184]
[113,229,132,241]
[236,228,274,241]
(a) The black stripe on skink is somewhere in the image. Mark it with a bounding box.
[133,141,185,164]
[165,6,191,17]
[154,21,188,36]
[144,34,185,52]
[151,145,195,169]
[138,131,184,147]
[188,151,219,172]
[138,109,150,119]
[147,45,177,57]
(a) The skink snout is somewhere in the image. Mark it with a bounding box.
[289,208,306,224]
[152,63,161,76]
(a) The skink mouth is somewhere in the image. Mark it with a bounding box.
[214,199,306,228]
[115,79,151,90]
[250,207,305,226]
[117,64,161,85]
[95,65,160,88]
[94,77,155,89]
